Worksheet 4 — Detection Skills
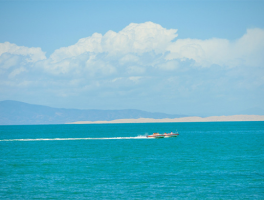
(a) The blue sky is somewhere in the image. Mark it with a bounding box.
[0,0,264,116]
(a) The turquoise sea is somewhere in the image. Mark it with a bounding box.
[0,122,263,199]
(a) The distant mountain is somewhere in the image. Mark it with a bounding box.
[0,100,186,125]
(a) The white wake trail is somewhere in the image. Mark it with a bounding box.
[0,135,148,142]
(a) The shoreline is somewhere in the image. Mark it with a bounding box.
[67,115,264,124]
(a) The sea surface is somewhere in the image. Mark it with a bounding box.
[0,122,263,199]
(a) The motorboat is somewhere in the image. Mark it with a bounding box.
[164,132,179,138]
[147,133,165,139]
[147,132,179,139]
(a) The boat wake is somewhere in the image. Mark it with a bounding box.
[0,135,149,142]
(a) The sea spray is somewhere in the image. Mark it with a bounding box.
[0,136,149,142]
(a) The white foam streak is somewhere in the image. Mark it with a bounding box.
[0,136,148,142]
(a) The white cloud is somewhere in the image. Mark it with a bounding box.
[49,22,178,63]
[0,22,264,107]
[8,67,26,78]
[101,22,177,55]
[85,55,116,76]
[44,23,264,77]
[111,76,142,86]
[0,54,19,70]
[0,42,46,62]
[166,28,264,68]
[3,22,261,79]
[40,59,72,75]
[1,23,264,77]
[119,54,139,65]
[50,33,103,62]
[129,76,141,83]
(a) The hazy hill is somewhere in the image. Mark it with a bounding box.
[0,100,186,125]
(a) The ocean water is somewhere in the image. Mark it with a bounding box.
[0,122,263,199]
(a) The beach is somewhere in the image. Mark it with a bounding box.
[68,115,264,124]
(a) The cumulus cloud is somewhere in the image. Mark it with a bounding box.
[43,23,264,77]
[166,28,264,67]
[2,22,263,79]
[50,33,103,62]
[101,22,177,54]
[0,22,264,107]
[0,42,46,62]
[0,54,20,70]
[49,22,177,63]
[85,55,116,76]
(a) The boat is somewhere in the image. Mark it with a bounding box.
[147,132,179,139]
[164,132,179,138]
[147,133,165,139]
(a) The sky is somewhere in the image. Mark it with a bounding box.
[0,0,264,116]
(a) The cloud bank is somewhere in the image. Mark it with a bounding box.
[0,22,263,114]
[166,28,264,67]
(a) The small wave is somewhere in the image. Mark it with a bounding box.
[0,136,148,142]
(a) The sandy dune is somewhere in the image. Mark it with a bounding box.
[68,115,264,124]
